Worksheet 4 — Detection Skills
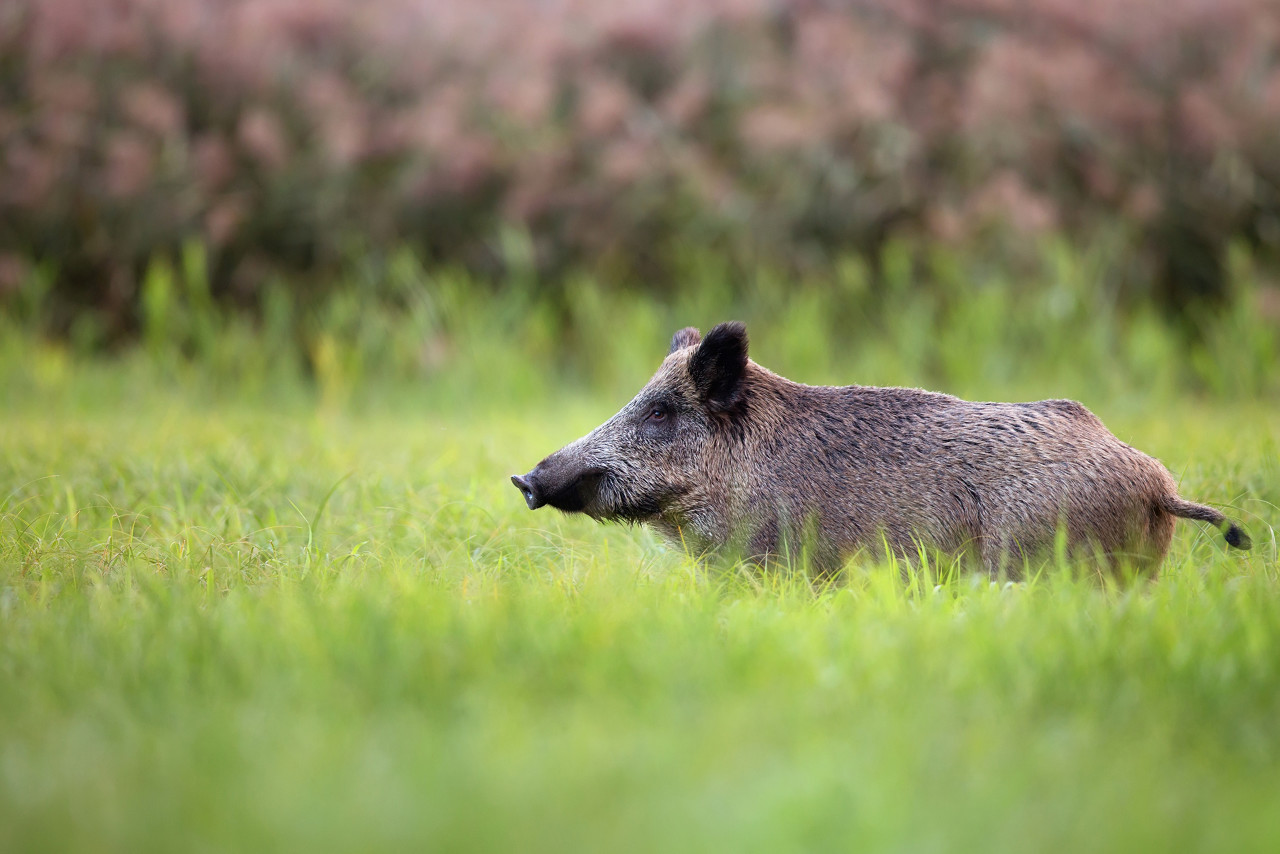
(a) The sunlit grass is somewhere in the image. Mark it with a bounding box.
[1,351,1277,852]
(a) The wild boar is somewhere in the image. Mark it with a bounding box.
[511,322,1251,577]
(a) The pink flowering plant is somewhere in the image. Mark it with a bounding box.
[1,0,1278,328]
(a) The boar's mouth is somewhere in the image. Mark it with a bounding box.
[599,475,688,524]
[608,491,666,523]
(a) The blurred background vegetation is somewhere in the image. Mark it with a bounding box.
[1,0,1278,398]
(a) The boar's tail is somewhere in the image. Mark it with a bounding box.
[1160,496,1252,550]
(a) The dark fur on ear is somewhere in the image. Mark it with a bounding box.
[670,327,702,353]
[690,322,748,410]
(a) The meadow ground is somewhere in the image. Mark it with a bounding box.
[1,343,1278,854]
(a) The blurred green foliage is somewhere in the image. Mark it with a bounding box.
[4,240,1275,410]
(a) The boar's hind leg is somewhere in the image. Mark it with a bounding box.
[1134,502,1176,577]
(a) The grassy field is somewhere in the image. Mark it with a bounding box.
[1,328,1278,852]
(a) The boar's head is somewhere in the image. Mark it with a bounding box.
[512,322,750,532]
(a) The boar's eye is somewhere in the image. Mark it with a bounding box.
[640,402,676,440]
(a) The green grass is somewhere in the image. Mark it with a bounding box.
[2,333,1279,852]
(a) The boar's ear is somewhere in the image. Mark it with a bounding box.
[669,326,701,353]
[690,321,748,410]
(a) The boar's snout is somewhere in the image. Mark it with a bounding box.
[510,473,544,510]
[511,453,608,515]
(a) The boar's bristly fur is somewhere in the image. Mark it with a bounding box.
[512,322,1252,577]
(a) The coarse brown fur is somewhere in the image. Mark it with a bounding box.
[512,322,1251,578]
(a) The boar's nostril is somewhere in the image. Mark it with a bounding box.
[511,474,544,510]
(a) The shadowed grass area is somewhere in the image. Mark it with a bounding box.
[1,361,1277,852]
